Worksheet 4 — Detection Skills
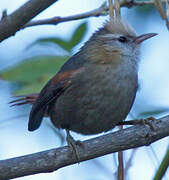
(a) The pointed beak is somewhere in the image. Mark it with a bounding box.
[134,33,158,44]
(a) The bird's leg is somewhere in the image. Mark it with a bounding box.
[65,129,84,162]
[117,117,157,131]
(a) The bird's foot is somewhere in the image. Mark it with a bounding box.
[117,117,157,131]
[66,129,84,162]
[140,117,157,131]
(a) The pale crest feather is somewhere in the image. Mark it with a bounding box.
[104,19,137,37]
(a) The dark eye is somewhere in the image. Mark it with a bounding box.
[118,36,127,43]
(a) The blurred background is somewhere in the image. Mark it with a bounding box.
[0,0,169,179]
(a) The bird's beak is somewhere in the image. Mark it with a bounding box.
[134,33,158,44]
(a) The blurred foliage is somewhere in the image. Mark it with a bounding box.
[29,22,87,54]
[1,56,68,84]
[134,0,155,15]
[153,148,169,180]
[0,56,68,94]
[136,107,169,118]
[0,22,87,95]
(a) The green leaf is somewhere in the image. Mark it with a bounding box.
[0,22,87,95]
[69,22,87,48]
[14,76,51,95]
[137,108,169,118]
[28,22,87,53]
[0,56,69,84]
[30,38,72,53]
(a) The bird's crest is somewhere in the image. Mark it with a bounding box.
[104,18,137,37]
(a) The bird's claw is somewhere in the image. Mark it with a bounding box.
[117,117,157,131]
[141,117,157,132]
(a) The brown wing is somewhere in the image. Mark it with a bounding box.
[28,69,81,131]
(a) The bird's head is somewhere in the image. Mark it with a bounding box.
[83,19,157,64]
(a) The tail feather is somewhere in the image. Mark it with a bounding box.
[28,106,46,131]
[9,93,38,106]
[9,93,46,131]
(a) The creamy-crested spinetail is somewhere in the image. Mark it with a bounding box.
[11,19,157,155]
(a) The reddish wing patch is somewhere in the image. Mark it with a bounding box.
[10,68,82,110]
[28,68,83,131]
[51,69,81,86]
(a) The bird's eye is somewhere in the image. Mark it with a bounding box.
[118,36,127,43]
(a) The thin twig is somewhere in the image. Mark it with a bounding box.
[166,0,169,17]
[0,0,167,42]
[23,0,165,29]
[118,126,124,180]
[114,0,121,18]
[154,0,169,30]
[109,0,114,20]
[118,152,124,180]
[23,2,108,29]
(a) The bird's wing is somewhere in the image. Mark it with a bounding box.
[28,69,82,131]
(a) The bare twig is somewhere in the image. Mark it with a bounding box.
[23,0,165,29]
[166,0,169,17]
[154,0,169,30]
[118,152,124,180]
[109,0,114,19]
[0,0,167,43]
[115,0,121,18]
[0,115,169,180]
[118,125,124,180]
[23,2,108,29]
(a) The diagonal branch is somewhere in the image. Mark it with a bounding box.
[0,0,59,42]
[0,115,169,180]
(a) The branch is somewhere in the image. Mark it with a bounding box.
[0,115,169,180]
[0,0,167,43]
[23,0,160,29]
[23,2,108,29]
[0,0,59,42]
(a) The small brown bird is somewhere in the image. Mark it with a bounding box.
[11,19,157,154]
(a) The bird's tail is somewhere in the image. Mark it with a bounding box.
[9,93,39,106]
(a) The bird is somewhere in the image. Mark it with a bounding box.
[11,18,157,158]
